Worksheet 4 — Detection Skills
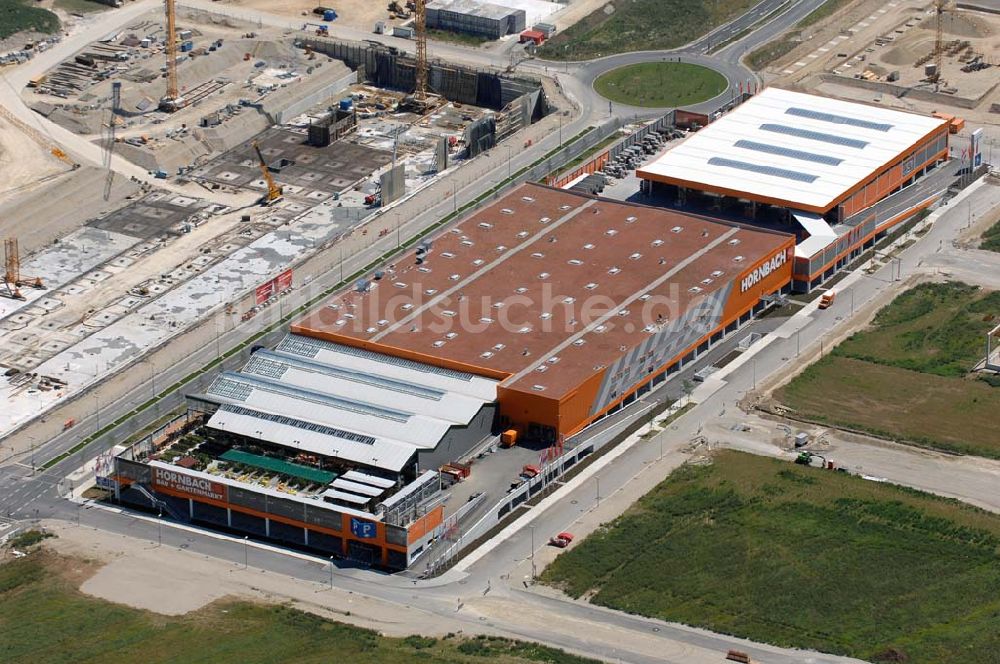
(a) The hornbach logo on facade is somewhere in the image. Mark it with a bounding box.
[740,250,788,293]
[153,467,227,501]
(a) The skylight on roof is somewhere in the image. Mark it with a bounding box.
[708,157,819,184]
[734,139,844,166]
[759,124,869,149]
[785,106,893,132]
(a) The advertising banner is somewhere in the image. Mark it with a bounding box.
[275,268,293,292]
[255,280,275,305]
[152,466,227,502]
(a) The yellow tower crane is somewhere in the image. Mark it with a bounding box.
[414,0,428,102]
[159,0,183,111]
[252,141,284,205]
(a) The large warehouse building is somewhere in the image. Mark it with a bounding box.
[294,182,794,441]
[110,183,795,569]
[638,88,950,290]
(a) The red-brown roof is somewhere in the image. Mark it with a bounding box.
[293,183,790,399]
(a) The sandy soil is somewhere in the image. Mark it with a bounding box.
[215,0,390,32]
[44,518,462,635]
[0,115,68,201]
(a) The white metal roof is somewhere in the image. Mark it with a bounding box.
[343,470,396,488]
[206,404,417,473]
[245,349,487,425]
[275,334,498,402]
[331,478,385,497]
[200,336,498,474]
[206,371,450,446]
[638,88,947,212]
[792,210,838,259]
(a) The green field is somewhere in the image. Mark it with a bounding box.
[542,451,1000,663]
[777,282,1000,457]
[0,550,598,664]
[746,0,854,70]
[593,62,727,108]
[539,0,758,61]
[982,219,1000,253]
[0,0,59,39]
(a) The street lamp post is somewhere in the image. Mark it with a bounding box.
[329,556,334,590]
[529,525,536,580]
[506,145,512,179]
[596,477,600,507]
[244,535,249,569]
[157,510,162,547]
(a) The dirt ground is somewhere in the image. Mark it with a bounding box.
[43,517,466,634]
[214,0,394,32]
[0,115,68,203]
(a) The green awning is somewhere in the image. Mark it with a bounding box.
[220,449,335,485]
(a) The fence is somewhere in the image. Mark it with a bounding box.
[546,110,676,188]
[421,399,657,576]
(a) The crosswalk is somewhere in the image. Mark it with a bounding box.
[781,1,900,75]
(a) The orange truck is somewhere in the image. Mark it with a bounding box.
[818,291,836,309]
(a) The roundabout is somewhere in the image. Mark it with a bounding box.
[593,61,728,108]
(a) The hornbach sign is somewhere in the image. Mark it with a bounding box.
[153,467,227,501]
[740,250,788,293]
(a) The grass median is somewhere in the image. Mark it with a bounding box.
[593,62,727,108]
[542,450,1000,663]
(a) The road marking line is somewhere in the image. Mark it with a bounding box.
[807,54,819,59]
[782,69,795,74]
[794,61,807,66]
[818,47,830,52]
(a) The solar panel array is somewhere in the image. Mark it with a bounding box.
[785,107,893,132]
[264,349,445,400]
[734,139,844,166]
[708,157,819,183]
[280,334,475,381]
[219,403,377,445]
[759,124,869,149]
[211,377,253,402]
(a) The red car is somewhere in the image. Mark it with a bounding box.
[548,532,574,548]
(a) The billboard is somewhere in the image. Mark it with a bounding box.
[255,281,275,305]
[275,268,293,291]
[152,466,227,502]
[255,269,293,305]
[350,517,377,539]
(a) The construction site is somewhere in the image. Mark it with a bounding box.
[771,0,1000,144]
[0,0,551,443]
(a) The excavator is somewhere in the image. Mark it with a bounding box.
[252,141,283,206]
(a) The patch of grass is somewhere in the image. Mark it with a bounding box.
[778,355,1000,457]
[0,551,601,664]
[539,0,758,61]
[5,530,55,549]
[982,219,1000,253]
[0,0,59,39]
[776,282,1000,457]
[593,62,727,108]
[746,35,800,70]
[53,0,109,13]
[542,451,1000,663]
[427,28,490,47]
[833,282,1000,377]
